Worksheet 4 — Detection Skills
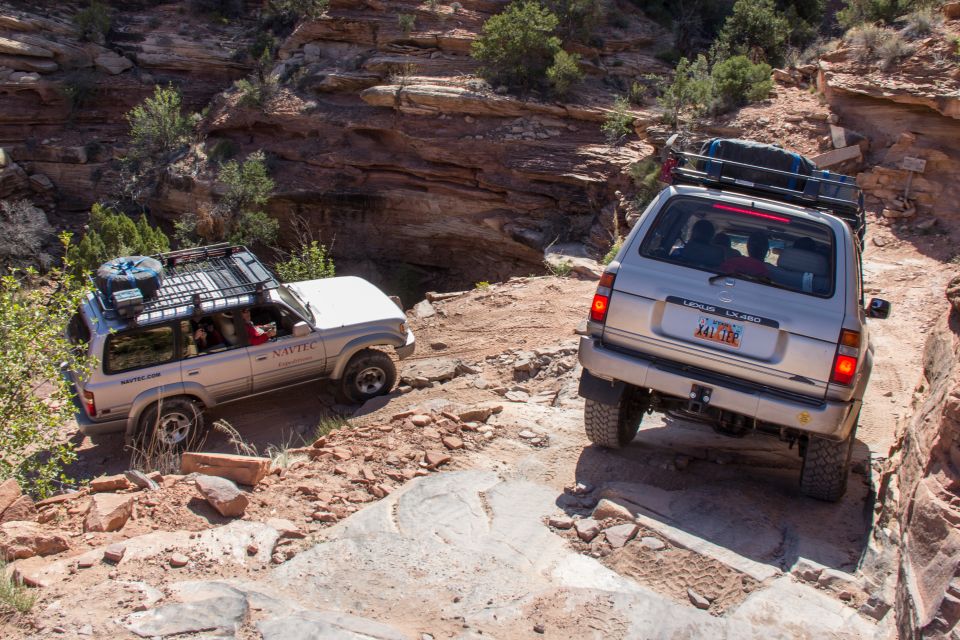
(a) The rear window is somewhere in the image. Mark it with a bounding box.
[638,197,836,297]
[105,326,176,374]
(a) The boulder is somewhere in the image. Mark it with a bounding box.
[400,358,461,389]
[84,493,134,532]
[94,52,132,75]
[180,452,270,486]
[604,523,639,549]
[574,518,601,542]
[944,2,960,20]
[0,54,57,73]
[0,495,37,524]
[0,521,69,560]
[0,35,52,58]
[0,478,23,516]
[195,475,249,517]
[89,474,130,493]
[592,498,634,521]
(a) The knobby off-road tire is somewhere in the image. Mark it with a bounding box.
[799,420,858,502]
[584,388,650,449]
[136,397,207,453]
[340,349,397,404]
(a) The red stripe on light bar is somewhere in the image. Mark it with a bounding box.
[712,204,791,223]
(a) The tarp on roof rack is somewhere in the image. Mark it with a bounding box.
[700,138,816,190]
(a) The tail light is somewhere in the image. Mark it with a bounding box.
[660,157,677,184]
[83,390,96,417]
[590,272,616,324]
[829,329,860,386]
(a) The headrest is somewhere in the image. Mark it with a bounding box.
[779,248,828,276]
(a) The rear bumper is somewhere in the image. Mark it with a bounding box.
[396,329,416,359]
[69,386,126,436]
[578,336,858,440]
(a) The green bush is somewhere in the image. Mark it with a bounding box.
[398,13,416,34]
[546,50,584,97]
[275,240,335,282]
[0,239,94,499]
[471,1,562,91]
[714,0,791,67]
[127,85,193,161]
[648,54,712,128]
[74,0,111,43]
[629,158,662,210]
[175,151,278,248]
[711,54,772,111]
[67,204,171,274]
[208,138,239,163]
[837,0,931,28]
[270,0,329,19]
[601,96,634,144]
[602,238,622,265]
[544,0,604,42]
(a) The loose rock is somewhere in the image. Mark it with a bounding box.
[169,553,189,568]
[0,521,69,560]
[84,493,134,533]
[604,523,639,549]
[548,515,574,530]
[103,543,126,564]
[574,518,601,542]
[195,475,249,517]
[687,588,711,610]
[90,474,131,493]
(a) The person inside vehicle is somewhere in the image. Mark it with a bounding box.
[719,231,770,277]
[241,308,277,345]
[712,232,741,261]
[192,318,225,352]
[671,219,724,267]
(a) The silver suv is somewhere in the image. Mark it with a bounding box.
[67,245,415,448]
[577,141,890,501]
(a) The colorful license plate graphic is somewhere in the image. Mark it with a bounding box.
[694,316,743,348]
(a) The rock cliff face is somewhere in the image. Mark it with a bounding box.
[152,0,667,290]
[880,285,960,638]
[0,1,669,290]
[818,13,960,227]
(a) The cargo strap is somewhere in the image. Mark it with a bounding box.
[105,257,158,302]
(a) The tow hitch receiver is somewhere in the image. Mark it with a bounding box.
[688,384,713,413]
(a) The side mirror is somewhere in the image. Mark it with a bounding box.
[867,298,891,319]
[292,321,311,337]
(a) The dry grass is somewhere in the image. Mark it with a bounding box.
[0,561,36,620]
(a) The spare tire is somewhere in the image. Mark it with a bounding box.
[95,256,164,301]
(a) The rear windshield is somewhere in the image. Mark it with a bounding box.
[638,197,836,297]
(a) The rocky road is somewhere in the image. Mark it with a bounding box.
[20,228,953,639]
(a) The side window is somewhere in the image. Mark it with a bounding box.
[181,314,243,358]
[106,326,175,374]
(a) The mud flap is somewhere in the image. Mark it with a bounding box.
[578,369,626,406]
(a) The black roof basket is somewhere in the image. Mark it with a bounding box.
[667,147,866,244]
[93,243,279,325]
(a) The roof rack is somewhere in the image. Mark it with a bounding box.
[668,149,865,242]
[93,244,280,325]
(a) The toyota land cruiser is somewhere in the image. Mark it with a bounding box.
[66,244,415,449]
[577,140,890,501]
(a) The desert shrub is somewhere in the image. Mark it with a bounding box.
[67,203,170,274]
[0,239,94,498]
[471,1,562,91]
[0,200,53,270]
[628,81,647,105]
[275,240,335,281]
[60,70,99,113]
[648,54,712,128]
[189,0,244,17]
[127,85,193,161]
[903,7,939,38]
[475,280,491,290]
[398,13,416,34]
[714,0,791,67]
[74,0,111,43]
[629,158,662,210]
[601,96,634,144]
[270,0,329,19]
[451,1,463,13]
[0,559,36,616]
[175,151,278,247]
[546,50,584,97]
[846,22,884,61]
[711,54,772,111]
[602,238,621,265]
[877,30,913,68]
[544,0,604,42]
[837,0,933,28]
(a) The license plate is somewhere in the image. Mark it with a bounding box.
[694,316,743,349]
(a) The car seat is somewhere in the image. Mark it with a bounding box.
[213,313,238,346]
[678,241,725,268]
[776,248,829,293]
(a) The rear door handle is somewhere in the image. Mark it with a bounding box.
[256,356,268,361]
[187,370,200,376]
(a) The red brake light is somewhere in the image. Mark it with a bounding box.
[590,294,609,322]
[590,272,616,324]
[712,203,790,223]
[831,354,857,386]
[83,390,96,417]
